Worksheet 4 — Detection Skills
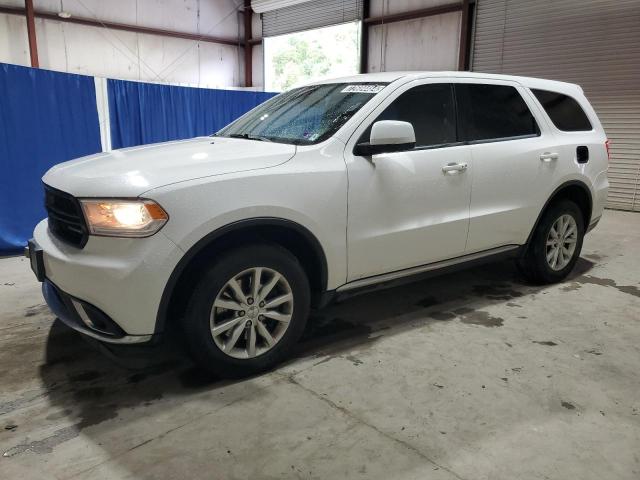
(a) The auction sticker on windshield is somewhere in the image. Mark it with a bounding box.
[341,85,386,94]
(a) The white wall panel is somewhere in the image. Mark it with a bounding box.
[36,17,144,80]
[0,0,243,87]
[0,0,26,7]
[367,11,461,72]
[252,43,264,88]
[197,42,242,88]
[0,12,28,66]
[34,0,241,38]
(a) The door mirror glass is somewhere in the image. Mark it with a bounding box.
[354,120,416,156]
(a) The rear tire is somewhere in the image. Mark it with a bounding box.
[517,200,585,284]
[183,244,310,377]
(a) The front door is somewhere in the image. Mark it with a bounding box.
[344,81,473,281]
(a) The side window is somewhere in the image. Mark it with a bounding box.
[360,83,456,148]
[457,84,540,142]
[531,89,592,131]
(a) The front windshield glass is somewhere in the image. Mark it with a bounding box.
[216,83,388,145]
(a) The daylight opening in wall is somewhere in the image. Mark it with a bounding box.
[264,21,361,92]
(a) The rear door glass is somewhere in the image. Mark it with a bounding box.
[456,84,540,142]
[531,89,592,131]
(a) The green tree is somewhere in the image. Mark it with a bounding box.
[271,37,332,90]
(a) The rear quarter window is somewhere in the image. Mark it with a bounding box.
[531,89,592,131]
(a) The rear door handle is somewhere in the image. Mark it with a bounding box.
[540,152,559,162]
[442,162,468,173]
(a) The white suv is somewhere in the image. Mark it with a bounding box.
[28,72,609,376]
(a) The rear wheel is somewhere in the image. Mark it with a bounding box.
[183,244,310,377]
[518,200,585,284]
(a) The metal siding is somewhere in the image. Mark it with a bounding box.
[472,0,640,211]
[262,0,363,37]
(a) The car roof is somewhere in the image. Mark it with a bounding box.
[309,71,583,95]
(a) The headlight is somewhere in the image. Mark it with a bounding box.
[80,199,168,237]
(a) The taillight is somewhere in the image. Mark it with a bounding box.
[605,139,611,162]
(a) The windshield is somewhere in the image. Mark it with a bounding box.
[216,83,388,145]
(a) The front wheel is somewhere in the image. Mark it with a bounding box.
[183,244,310,377]
[518,200,585,284]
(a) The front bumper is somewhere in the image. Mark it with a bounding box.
[31,219,184,337]
[42,279,153,344]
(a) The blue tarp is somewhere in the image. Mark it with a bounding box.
[108,79,277,148]
[0,63,102,254]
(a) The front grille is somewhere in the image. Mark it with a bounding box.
[44,185,88,248]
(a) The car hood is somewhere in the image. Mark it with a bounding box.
[43,136,296,197]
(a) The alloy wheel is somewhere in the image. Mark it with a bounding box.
[546,214,578,271]
[209,267,293,359]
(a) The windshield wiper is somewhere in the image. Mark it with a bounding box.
[227,133,271,142]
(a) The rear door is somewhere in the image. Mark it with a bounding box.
[456,80,556,253]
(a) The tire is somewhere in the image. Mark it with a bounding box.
[183,244,310,377]
[517,200,585,284]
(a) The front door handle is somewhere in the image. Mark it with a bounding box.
[442,162,468,173]
[540,152,559,162]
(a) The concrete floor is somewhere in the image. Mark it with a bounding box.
[0,210,639,480]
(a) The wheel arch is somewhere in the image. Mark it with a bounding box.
[525,180,593,249]
[155,218,329,334]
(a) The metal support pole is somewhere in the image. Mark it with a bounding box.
[359,0,370,73]
[25,0,39,67]
[244,0,253,87]
[458,0,471,71]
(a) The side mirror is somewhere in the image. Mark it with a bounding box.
[353,120,416,156]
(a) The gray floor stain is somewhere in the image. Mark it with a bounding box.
[472,284,524,301]
[533,341,558,346]
[428,307,475,322]
[416,296,440,308]
[460,311,504,328]
[429,311,456,321]
[561,401,576,410]
[4,424,82,456]
[296,316,380,357]
[3,407,118,457]
[45,409,73,421]
[0,389,50,416]
[561,282,582,292]
[24,304,50,317]
[575,275,640,298]
[453,307,475,315]
[617,285,640,298]
[345,355,363,366]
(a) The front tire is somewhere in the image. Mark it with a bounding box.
[183,244,310,377]
[518,200,585,284]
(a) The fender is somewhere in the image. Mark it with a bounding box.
[155,217,328,334]
[523,180,593,251]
